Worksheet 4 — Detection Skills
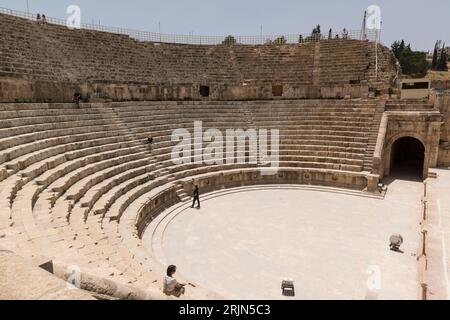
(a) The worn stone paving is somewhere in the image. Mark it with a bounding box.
[154,181,423,300]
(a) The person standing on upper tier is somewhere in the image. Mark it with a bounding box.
[342,28,349,39]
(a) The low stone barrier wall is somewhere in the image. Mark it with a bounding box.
[136,168,369,236]
[51,261,167,300]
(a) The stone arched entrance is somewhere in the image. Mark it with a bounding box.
[389,136,426,179]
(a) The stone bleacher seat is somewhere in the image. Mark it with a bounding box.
[0,99,384,299]
[0,10,401,299]
[0,12,398,102]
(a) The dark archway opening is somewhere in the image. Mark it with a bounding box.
[200,86,210,97]
[272,85,283,97]
[390,137,425,179]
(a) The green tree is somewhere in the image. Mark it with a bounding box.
[391,40,428,78]
[222,35,237,45]
[431,41,439,69]
[274,36,287,45]
[399,49,428,77]
[438,43,448,71]
[391,40,406,59]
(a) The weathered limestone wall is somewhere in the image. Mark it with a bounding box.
[432,80,450,91]
[136,168,369,237]
[438,147,450,166]
[433,92,450,166]
[380,111,442,179]
[372,113,388,178]
[0,13,398,102]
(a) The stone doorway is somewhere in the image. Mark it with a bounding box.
[390,136,425,179]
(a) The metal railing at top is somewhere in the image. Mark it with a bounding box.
[0,6,380,45]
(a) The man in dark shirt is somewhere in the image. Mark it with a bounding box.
[73,92,82,105]
[146,136,154,151]
[191,185,200,209]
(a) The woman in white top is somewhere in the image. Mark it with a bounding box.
[163,265,186,297]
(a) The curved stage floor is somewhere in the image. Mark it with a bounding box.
[143,181,423,300]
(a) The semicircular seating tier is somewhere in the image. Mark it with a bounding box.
[0,12,398,102]
[0,99,387,297]
[0,10,404,298]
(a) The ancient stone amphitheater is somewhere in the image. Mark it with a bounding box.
[1,10,450,300]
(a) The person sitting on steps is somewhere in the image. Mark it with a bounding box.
[72,92,82,106]
[146,136,154,151]
[163,265,186,298]
[191,185,200,209]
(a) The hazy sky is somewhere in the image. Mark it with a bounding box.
[0,0,448,51]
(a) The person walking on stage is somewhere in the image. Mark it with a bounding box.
[191,185,200,209]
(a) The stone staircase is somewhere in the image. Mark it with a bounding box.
[174,180,190,202]
[385,99,435,111]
